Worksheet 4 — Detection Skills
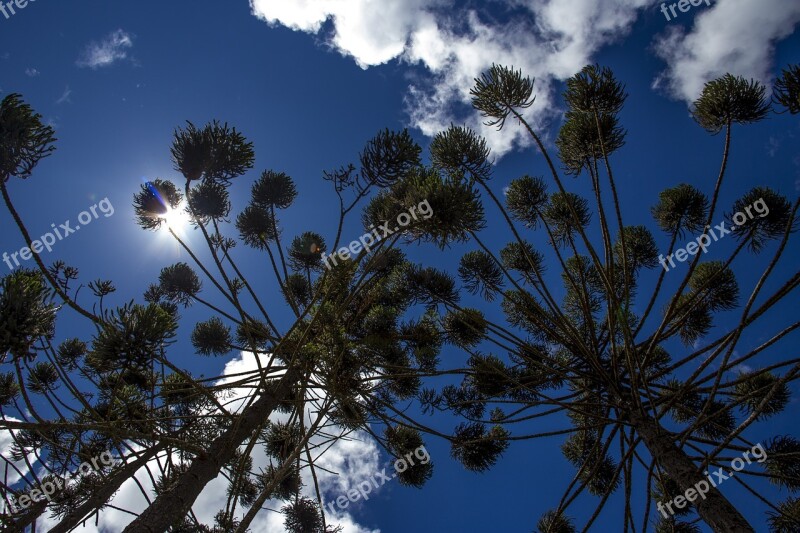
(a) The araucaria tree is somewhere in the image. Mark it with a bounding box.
[403,64,800,532]
[1,61,799,533]
[0,98,455,531]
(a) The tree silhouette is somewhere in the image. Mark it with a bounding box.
[0,57,798,533]
[403,64,800,532]
[0,97,452,532]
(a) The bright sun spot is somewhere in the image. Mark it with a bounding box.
[160,204,192,230]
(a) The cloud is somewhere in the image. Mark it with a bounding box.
[653,0,800,103]
[56,85,72,105]
[24,68,39,77]
[76,29,134,69]
[249,0,651,156]
[0,417,35,493]
[250,0,799,157]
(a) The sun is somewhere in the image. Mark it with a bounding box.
[160,204,192,231]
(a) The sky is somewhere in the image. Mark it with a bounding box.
[0,0,799,531]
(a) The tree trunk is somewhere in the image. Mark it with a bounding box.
[122,367,299,532]
[10,498,47,532]
[47,446,163,533]
[628,410,754,532]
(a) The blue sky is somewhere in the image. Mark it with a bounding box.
[1,0,799,531]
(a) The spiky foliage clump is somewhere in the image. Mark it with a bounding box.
[55,338,87,370]
[159,263,202,307]
[236,204,278,249]
[252,170,298,209]
[282,498,324,533]
[288,232,326,272]
[543,192,592,246]
[363,165,487,249]
[0,372,20,406]
[654,519,702,533]
[28,361,60,394]
[733,370,790,420]
[767,497,800,532]
[191,317,232,356]
[259,465,302,501]
[561,431,621,496]
[188,179,231,222]
[728,187,797,252]
[459,250,504,301]
[235,319,273,351]
[471,64,535,129]
[0,269,56,359]
[359,128,421,187]
[385,425,434,488]
[171,120,254,183]
[89,303,177,370]
[0,93,56,181]
[557,111,626,175]
[765,436,800,492]
[134,179,184,231]
[773,64,800,114]
[691,74,771,133]
[442,307,488,348]
[651,184,709,237]
[556,65,627,175]
[430,124,492,180]
[537,510,577,533]
[450,422,510,472]
[505,175,548,229]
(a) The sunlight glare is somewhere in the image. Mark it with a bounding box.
[160,204,192,231]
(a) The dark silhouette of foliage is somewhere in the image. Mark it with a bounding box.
[773,64,800,114]
[0,93,56,181]
[1,60,798,533]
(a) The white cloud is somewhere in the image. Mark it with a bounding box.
[248,0,650,156]
[76,29,134,69]
[249,0,442,68]
[0,417,35,493]
[24,68,39,77]
[653,0,800,103]
[250,0,799,157]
